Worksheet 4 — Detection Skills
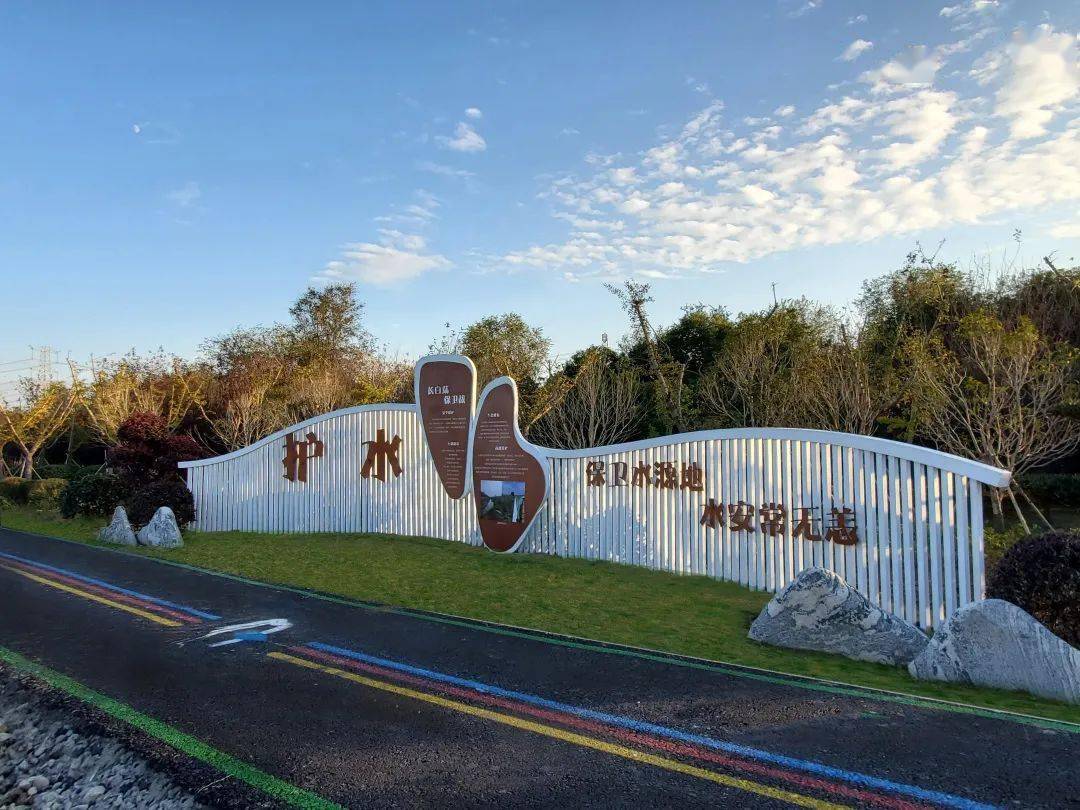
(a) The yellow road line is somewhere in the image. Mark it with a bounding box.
[2,566,181,628]
[269,652,846,809]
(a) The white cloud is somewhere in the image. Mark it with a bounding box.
[498,22,1080,280]
[1048,213,1080,239]
[417,161,475,179]
[437,121,487,152]
[993,26,1080,140]
[321,231,451,286]
[167,181,201,208]
[847,14,868,25]
[940,1,999,21]
[840,39,874,61]
[788,0,823,18]
[560,127,581,136]
[465,107,483,119]
[861,45,942,89]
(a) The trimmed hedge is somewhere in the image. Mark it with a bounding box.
[987,530,1080,647]
[1018,473,1080,507]
[125,480,196,528]
[0,477,30,505]
[27,478,68,510]
[59,473,127,519]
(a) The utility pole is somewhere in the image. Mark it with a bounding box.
[29,345,57,386]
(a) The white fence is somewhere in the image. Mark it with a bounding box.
[180,406,1010,629]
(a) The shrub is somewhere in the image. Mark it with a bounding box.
[27,478,68,510]
[59,472,127,519]
[987,530,1080,647]
[109,412,204,490]
[1017,473,1080,507]
[36,463,99,481]
[0,477,30,505]
[125,480,196,528]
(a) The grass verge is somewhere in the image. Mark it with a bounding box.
[3,505,1078,725]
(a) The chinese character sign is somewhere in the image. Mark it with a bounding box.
[361,428,404,482]
[416,357,475,499]
[282,431,324,483]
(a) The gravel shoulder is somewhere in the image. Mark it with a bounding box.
[0,672,204,810]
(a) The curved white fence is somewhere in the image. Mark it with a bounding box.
[180,406,1010,629]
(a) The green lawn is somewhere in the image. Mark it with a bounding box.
[3,504,1079,725]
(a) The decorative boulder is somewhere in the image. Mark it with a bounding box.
[908,599,1080,704]
[749,567,929,665]
[97,506,137,546]
[136,506,184,549]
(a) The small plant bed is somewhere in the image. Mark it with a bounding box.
[3,505,1079,725]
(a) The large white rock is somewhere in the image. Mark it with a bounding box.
[749,567,929,665]
[909,599,1080,704]
[136,506,184,549]
[97,506,137,546]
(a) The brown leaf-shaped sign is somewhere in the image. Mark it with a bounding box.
[415,355,476,499]
[469,377,549,553]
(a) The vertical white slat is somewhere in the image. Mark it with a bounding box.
[955,475,972,608]
[914,464,931,629]
[900,461,917,624]
[862,450,880,606]
[852,450,868,595]
[970,482,985,600]
[942,471,958,620]
[928,469,945,629]
[781,439,795,585]
[762,438,776,590]
[888,456,904,615]
[875,453,893,614]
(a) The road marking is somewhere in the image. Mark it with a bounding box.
[0,549,220,620]
[303,641,991,810]
[1,565,182,627]
[270,651,846,809]
[6,532,1078,734]
[0,645,342,810]
[192,619,292,648]
[299,645,925,810]
[0,558,201,624]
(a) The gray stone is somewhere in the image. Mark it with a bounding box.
[135,507,183,549]
[748,567,930,665]
[908,599,1080,704]
[96,507,137,547]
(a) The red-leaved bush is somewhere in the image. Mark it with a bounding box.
[109,412,205,489]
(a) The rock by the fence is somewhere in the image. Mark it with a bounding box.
[97,506,137,546]
[748,567,929,665]
[136,507,183,549]
[908,599,1080,704]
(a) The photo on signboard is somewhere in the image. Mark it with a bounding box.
[478,480,526,523]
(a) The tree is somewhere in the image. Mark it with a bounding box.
[699,301,829,429]
[906,312,1080,531]
[606,281,688,434]
[82,351,209,446]
[802,322,898,435]
[287,282,371,362]
[0,366,82,478]
[531,348,643,449]
[458,313,561,434]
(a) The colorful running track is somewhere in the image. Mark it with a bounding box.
[0,527,1076,809]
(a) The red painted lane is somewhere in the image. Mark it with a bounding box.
[296,645,926,810]
[1,559,203,624]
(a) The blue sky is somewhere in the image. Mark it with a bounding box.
[1,1,1078,392]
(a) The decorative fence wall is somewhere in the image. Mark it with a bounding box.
[181,405,1010,630]
[182,406,479,545]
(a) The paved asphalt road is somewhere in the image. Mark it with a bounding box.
[0,527,1077,809]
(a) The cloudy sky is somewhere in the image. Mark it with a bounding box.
[1,0,1078,383]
